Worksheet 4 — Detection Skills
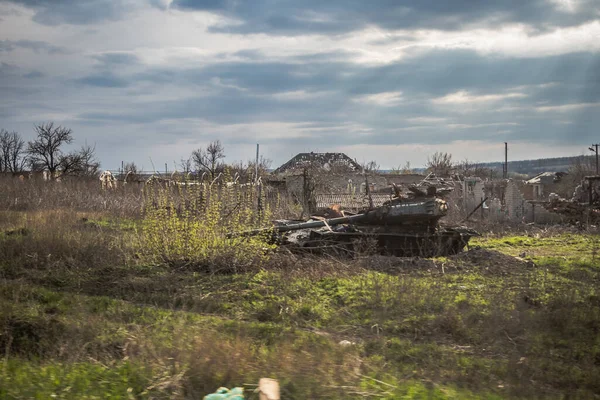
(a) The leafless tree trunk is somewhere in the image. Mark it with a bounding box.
[455,158,491,179]
[61,144,100,177]
[191,140,226,180]
[390,161,413,175]
[27,122,73,177]
[27,122,100,178]
[1,129,28,174]
[362,160,380,173]
[179,157,193,174]
[426,151,453,177]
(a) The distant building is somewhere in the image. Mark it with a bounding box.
[522,172,567,200]
[273,152,362,174]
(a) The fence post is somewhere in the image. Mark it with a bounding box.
[480,196,484,220]
[257,178,263,220]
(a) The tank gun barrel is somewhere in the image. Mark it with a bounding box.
[228,212,367,238]
[274,213,367,232]
[229,198,447,238]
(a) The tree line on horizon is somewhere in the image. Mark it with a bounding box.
[0,122,272,182]
[2,122,595,183]
[0,123,99,179]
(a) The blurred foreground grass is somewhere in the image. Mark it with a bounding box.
[1,209,599,399]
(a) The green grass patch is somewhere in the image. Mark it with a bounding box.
[0,360,154,400]
[2,206,600,398]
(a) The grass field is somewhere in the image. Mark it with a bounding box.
[0,181,599,399]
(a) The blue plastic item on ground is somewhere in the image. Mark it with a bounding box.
[203,387,244,400]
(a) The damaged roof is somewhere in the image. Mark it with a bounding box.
[273,152,362,174]
[525,171,568,185]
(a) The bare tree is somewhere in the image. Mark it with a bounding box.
[362,160,380,173]
[54,144,100,177]
[27,122,100,178]
[225,156,272,183]
[72,144,100,176]
[390,161,413,175]
[179,157,193,174]
[246,155,272,180]
[0,129,28,174]
[426,152,453,176]
[455,158,491,179]
[27,122,73,177]
[191,140,226,180]
[120,161,140,182]
[123,161,137,173]
[568,155,595,181]
[554,155,596,198]
[455,158,473,175]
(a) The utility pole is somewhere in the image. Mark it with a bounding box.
[255,143,262,217]
[255,143,260,183]
[590,144,599,175]
[504,142,508,179]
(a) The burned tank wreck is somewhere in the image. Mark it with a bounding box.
[251,184,479,257]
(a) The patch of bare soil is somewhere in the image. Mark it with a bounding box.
[355,248,533,276]
[355,255,439,275]
[448,248,534,276]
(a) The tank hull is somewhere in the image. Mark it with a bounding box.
[281,227,477,257]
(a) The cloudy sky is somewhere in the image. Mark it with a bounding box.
[0,0,599,170]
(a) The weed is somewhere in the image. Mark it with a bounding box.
[138,182,276,273]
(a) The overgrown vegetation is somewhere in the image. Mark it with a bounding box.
[0,177,599,399]
[140,181,275,272]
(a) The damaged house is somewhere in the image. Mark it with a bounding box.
[522,172,568,200]
[273,152,363,174]
[272,152,427,213]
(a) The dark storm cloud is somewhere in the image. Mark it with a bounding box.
[85,48,597,145]
[139,49,598,103]
[170,0,600,35]
[1,0,138,25]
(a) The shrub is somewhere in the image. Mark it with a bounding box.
[139,182,275,273]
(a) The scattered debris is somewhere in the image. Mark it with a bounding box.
[203,387,244,400]
[544,176,600,224]
[258,378,280,400]
[203,379,280,400]
[265,196,479,257]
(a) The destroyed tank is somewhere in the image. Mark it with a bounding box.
[267,191,479,257]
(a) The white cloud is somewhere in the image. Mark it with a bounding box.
[432,90,527,105]
[353,91,403,106]
[535,102,600,112]
[1,1,598,171]
[270,90,330,100]
[549,0,582,13]
[368,20,600,59]
[405,117,448,124]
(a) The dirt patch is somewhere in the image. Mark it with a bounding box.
[353,248,534,276]
[448,247,534,276]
